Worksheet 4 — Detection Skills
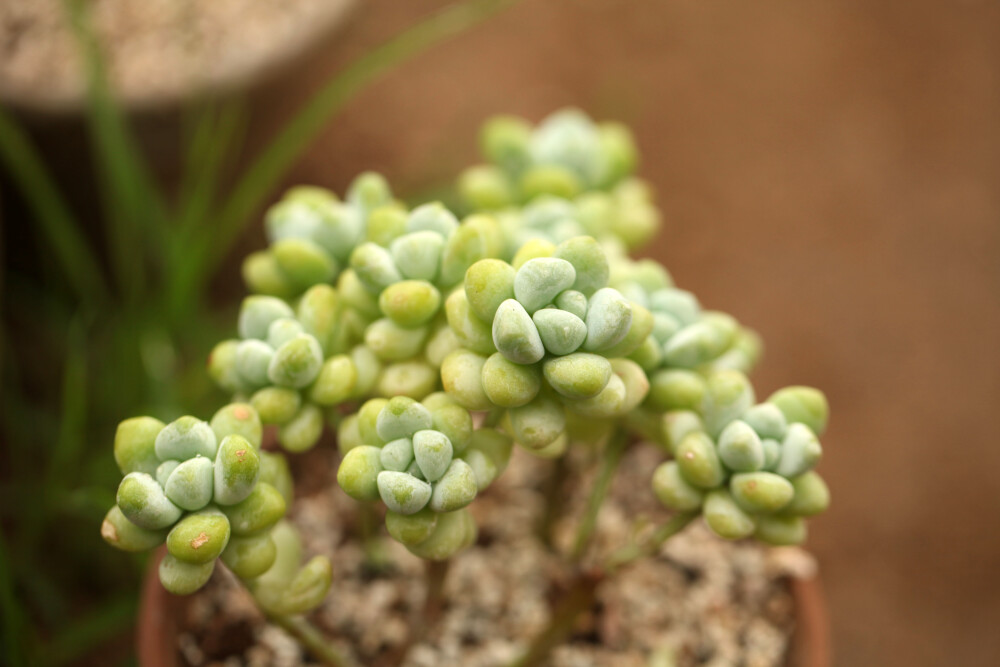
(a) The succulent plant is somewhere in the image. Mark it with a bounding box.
[101,107,831,665]
[208,288,375,451]
[609,255,762,389]
[458,109,660,251]
[339,203,508,398]
[337,396,511,559]
[248,520,334,615]
[442,234,649,456]
[242,173,396,299]
[102,403,330,608]
[349,202,504,296]
[652,377,830,544]
[463,109,635,200]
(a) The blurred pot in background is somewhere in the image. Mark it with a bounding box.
[0,0,358,114]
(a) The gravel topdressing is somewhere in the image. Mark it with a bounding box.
[172,439,813,666]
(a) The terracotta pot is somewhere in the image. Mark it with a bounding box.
[138,548,182,667]
[137,548,831,667]
[787,576,831,667]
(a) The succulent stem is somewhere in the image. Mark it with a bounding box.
[511,512,696,667]
[538,454,569,548]
[267,612,350,667]
[605,511,697,573]
[507,569,604,667]
[484,407,504,428]
[569,430,628,561]
[357,502,391,572]
[393,558,452,663]
[422,558,451,635]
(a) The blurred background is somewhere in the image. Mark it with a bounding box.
[1,0,998,665]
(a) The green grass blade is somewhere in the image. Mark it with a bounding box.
[40,595,136,667]
[0,532,28,667]
[64,0,170,300]
[175,102,248,242]
[46,317,88,490]
[175,105,225,211]
[0,109,108,305]
[166,103,248,320]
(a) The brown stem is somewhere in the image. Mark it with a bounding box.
[507,569,604,667]
[422,558,451,635]
[391,559,452,665]
[267,613,351,667]
[508,513,697,667]
[538,454,569,549]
